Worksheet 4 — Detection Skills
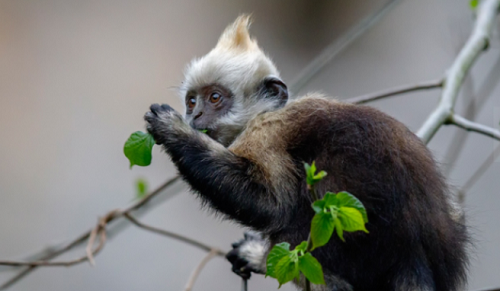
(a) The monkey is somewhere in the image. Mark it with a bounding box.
[144,15,468,291]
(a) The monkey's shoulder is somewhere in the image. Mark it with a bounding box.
[244,93,411,141]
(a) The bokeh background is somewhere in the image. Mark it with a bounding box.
[1,0,499,290]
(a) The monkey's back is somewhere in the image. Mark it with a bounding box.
[230,94,468,291]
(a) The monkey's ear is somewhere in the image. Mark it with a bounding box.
[260,77,288,106]
[216,14,257,51]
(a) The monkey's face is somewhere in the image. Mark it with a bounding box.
[184,83,238,146]
[183,77,288,147]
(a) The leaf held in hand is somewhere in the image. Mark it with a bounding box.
[124,131,155,168]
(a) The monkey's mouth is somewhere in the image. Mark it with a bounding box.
[196,127,216,139]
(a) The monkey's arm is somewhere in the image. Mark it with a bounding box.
[145,104,297,231]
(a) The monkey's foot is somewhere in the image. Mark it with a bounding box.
[226,231,267,280]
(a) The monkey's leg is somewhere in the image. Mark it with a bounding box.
[145,104,296,231]
[390,256,436,291]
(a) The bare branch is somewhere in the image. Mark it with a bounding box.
[457,143,500,204]
[447,114,500,141]
[416,0,500,143]
[123,213,225,256]
[0,224,106,268]
[345,79,443,104]
[184,249,220,291]
[289,0,402,94]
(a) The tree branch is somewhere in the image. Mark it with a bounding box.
[123,213,225,256]
[289,0,402,93]
[458,143,500,203]
[184,249,220,291]
[447,113,500,141]
[0,175,180,290]
[416,0,500,143]
[345,79,443,104]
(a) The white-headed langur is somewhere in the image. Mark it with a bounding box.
[144,15,468,291]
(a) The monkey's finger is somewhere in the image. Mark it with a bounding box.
[144,111,157,123]
[225,248,240,263]
[243,231,262,240]
[230,238,246,249]
[149,104,162,115]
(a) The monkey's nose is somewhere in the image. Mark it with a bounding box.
[194,112,203,119]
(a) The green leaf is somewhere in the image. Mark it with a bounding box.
[298,253,325,285]
[199,129,208,133]
[470,0,479,9]
[335,191,368,223]
[295,241,308,253]
[312,199,325,213]
[338,207,369,233]
[314,170,327,181]
[304,161,327,186]
[304,162,314,186]
[135,178,148,199]
[311,212,334,250]
[334,218,344,242]
[274,253,300,287]
[266,243,291,278]
[323,192,339,206]
[124,131,155,168]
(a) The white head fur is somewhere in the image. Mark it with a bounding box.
[180,15,284,146]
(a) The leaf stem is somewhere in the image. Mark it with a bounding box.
[304,185,319,290]
[310,185,319,201]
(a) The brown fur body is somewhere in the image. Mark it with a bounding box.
[230,94,467,290]
[145,94,468,290]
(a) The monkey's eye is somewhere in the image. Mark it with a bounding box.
[187,97,196,109]
[210,92,222,103]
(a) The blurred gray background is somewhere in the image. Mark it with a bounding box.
[0,0,499,290]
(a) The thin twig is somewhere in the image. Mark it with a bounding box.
[184,249,220,291]
[123,213,225,256]
[447,114,500,141]
[289,0,402,94]
[241,278,248,291]
[457,143,500,203]
[0,227,106,267]
[416,0,500,143]
[345,79,443,104]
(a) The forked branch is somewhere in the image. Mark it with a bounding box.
[416,0,500,143]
